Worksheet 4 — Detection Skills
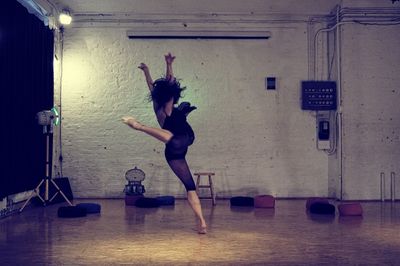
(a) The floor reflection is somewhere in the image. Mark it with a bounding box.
[0,199,399,265]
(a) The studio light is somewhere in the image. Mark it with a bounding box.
[19,105,71,212]
[36,110,54,126]
[59,10,72,25]
[36,107,59,127]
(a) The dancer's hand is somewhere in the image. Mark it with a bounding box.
[138,63,149,72]
[122,116,142,130]
[164,53,176,65]
[138,63,154,91]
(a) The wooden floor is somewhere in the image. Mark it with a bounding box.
[1,199,399,265]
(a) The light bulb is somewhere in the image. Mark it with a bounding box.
[59,11,72,25]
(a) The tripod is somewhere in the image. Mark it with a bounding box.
[19,122,72,212]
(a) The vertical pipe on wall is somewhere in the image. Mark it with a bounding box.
[381,172,386,202]
[59,27,64,177]
[391,172,396,202]
[312,5,345,199]
[307,20,315,80]
[335,5,343,200]
[314,6,400,200]
[52,27,64,178]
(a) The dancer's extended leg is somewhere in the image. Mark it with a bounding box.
[167,159,207,234]
[122,116,206,233]
[188,191,207,234]
[122,116,173,143]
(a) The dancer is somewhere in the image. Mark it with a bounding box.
[122,53,207,234]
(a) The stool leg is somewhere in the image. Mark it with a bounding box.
[208,175,216,206]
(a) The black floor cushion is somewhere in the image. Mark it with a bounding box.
[125,195,144,206]
[230,196,254,207]
[156,196,175,206]
[76,203,101,214]
[57,206,87,218]
[309,202,335,215]
[134,197,160,208]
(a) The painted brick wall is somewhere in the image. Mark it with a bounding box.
[341,23,400,200]
[57,25,329,198]
[52,1,400,200]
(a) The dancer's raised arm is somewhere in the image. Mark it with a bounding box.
[138,63,153,91]
[164,52,176,82]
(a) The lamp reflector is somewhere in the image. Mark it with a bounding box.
[59,12,72,25]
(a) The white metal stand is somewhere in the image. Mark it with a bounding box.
[19,123,72,212]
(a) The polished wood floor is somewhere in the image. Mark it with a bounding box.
[1,199,399,265]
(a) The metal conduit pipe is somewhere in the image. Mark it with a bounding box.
[340,7,400,13]
[339,8,400,20]
[335,5,343,200]
[314,11,400,72]
[340,16,400,21]
[313,22,352,81]
[340,11,400,16]
[381,172,386,201]
[311,5,400,199]
[391,172,396,202]
[309,5,344,198]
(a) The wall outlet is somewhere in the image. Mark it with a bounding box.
[266,77,276,90]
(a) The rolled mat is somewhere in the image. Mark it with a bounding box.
[57,206,87,218]
[338,203,363,216]
[254,195,275,208]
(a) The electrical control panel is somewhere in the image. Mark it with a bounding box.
[316,112,331,150]
[301,81,337,110]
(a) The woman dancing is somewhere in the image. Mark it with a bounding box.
[122,53,207,234]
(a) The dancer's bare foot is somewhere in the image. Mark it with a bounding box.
[198,221,207,234]
[198,225,207,234]
[122,116,142,130]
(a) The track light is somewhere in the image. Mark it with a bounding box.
[59,10,72,25]
[126,29,271,39]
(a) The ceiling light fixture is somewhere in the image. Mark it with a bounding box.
[59,10,72,25]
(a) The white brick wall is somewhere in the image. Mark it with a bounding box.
[51,0,400,200]
[341,23,400,200]
[56,25,329,198]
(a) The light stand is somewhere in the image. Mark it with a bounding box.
[19,110,72,212]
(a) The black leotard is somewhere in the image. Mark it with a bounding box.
[161,107,196,191]
[162,107,195,161]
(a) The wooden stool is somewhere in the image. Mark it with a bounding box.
[194,172,216,205]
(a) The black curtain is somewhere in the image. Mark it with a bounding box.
[0,0,54,199]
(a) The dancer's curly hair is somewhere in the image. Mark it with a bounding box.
[149,78,185,107]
